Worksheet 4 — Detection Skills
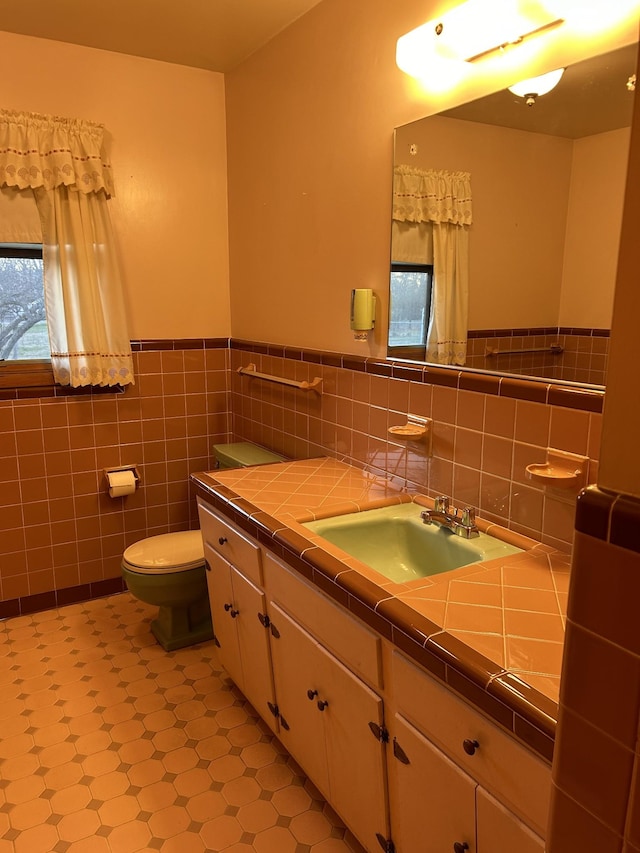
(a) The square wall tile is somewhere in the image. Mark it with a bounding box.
[553,707,634,836]
[560,620,640,750]
[569,532,640,656]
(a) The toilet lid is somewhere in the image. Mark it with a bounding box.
[123,531,205,574]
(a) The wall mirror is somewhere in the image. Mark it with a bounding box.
[388,42,638,389]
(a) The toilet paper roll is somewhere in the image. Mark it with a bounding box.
[107,469,137,498]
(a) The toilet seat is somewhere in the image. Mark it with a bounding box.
[123,531,205,574]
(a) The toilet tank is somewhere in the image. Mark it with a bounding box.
[213,442,286,470]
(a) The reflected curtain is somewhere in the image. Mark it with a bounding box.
[392,166,472,366]
[0,109,133,387]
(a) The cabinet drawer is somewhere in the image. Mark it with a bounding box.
[392,651,551,836]
[197,499,262,585]
[264,551,382,689]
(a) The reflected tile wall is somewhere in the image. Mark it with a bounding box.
[230,346,602,554]
[0,344,231,615]
[467,327,610,387]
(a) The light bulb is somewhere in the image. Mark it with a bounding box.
[508,67,565,100]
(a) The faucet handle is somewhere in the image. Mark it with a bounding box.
[461,506,476,527]
[434,495,450,513]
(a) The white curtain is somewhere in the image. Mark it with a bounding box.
[0,109,133,387]
[392,166,472,366]
[0,186,42,242]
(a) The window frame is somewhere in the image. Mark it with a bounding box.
[0,242,54,391]
[387,261,434,361]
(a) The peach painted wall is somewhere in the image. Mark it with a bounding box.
[225,0,638,358]
[0,30,230,340]
[394,116,572,330]
[559,126,631,330]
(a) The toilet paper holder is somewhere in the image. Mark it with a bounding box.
[104,465,141,497]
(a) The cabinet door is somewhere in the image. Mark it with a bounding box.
[388,713,477,853]
[476,788,545,853]
[229,564,277,728]
[320,642,389,853]
[204,544,243,688]
[393,652,550,836]
[268,603,330,796]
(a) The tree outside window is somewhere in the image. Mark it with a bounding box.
[388,262,433,352]
[0,246,49,361]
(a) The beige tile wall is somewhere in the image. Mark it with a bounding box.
[0,347,230,608]
[230,349,602,553]
[0,340,601,610]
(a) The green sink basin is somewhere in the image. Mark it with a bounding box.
[303,503,522,584]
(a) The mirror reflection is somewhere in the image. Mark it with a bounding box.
[389,43,638,388]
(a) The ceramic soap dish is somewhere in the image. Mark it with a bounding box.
[388,416,433,454]
[526,448,588,491]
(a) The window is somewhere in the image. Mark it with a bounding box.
[0,244,49,361]
[388,262,433,358]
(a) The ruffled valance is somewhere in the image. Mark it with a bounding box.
[0,109,114,196]
[392,165,472,226]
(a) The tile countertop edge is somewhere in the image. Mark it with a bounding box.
[191,471,557,763]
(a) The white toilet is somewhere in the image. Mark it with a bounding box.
[121,442,286,651]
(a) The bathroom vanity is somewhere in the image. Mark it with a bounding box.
[192,457,561,853]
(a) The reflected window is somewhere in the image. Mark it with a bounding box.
[388,262,432,357]
[0,244,49,361]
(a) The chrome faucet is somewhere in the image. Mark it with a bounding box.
[420,496,480,539]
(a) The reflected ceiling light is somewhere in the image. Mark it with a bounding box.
[508,67,565,104]
[396,0,565,77]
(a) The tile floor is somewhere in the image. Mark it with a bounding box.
[0,592,365,853]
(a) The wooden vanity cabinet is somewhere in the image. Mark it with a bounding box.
[266,563,389,853]
[389,652,548,853]
[196,496,550,853]
[198,501,278,732]
[387,711,546,853]
[387,713,477,852]
[198,501,389,851]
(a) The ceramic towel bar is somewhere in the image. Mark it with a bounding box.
[237,363,323,393]
[485,344,563,357]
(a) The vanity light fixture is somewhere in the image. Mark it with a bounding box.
[396,0,565,77]
[508,67,565,104]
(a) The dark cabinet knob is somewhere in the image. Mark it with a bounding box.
[317,700,329,711]
[462,738,479,756]
[307,689,318,700]
[453,843,469,853]
[218,536,227,545]
[230,609,239,619]
[224,603,232,611]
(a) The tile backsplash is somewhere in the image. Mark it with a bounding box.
[1,336,603,613]
[230,341,602,554]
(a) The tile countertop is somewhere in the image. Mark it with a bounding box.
[192,457,567,762]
